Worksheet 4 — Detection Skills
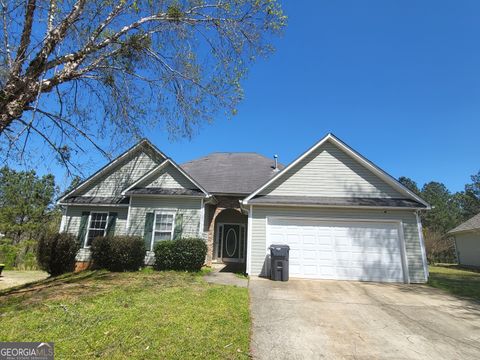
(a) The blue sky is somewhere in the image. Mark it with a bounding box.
[25,1,480,193]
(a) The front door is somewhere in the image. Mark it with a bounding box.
[218,223,246,263]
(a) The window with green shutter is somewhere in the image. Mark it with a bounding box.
[144,212,154,251]
[85,212,109,247]
[106,212,118,236]
[173,213,183,240]
[78,212,90,246]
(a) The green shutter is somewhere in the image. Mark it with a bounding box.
[106,212,117,236]
[173,213,183,240]
[78,211,89,246]
[144,212,154,251]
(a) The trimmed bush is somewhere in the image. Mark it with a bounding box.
[91,236,145,272]
[90,236,111,269]
[154,238,207,272]
[37,233,80,276]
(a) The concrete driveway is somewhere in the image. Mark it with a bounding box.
[249,278,480,359]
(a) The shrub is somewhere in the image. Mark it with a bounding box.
[91,236,145,272]
[424,229,457,264]
[0,238,40,270]
[0,239,18,270]
[153,240,176,271]
[154,238,207,272]
[37,233,80,276]
[90,236,112,269]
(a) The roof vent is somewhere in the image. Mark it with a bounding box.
[273,154,279,171]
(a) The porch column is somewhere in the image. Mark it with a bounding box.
[206,206,223,265]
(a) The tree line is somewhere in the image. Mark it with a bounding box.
[399,171,480,262]
[0,167,78,269]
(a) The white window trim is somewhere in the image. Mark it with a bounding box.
[151,210,176,251]
[84,211,109,248]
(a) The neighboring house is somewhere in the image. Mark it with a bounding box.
[448,213,480,267]
[58,133,430,283]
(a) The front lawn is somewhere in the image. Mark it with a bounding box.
[0,269,250,359]
[428,265,480,301]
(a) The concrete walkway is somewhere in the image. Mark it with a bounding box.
[250,277,480,360]
[204,264,248,288]
[0,270,48,290]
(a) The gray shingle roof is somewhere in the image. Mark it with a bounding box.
[248,196,427,208]
[181,153,284,195]
[63,196,129,205]
[448,213,480,234]
[125,188,204,196]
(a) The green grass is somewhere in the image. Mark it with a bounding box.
[0,270,250,359]
[428,265,480,301]
[234,272,248,280]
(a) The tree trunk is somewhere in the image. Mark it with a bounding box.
[0,80,42,133]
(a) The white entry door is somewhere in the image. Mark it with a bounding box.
[267,218,406,282]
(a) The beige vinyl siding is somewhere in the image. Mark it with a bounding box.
[63,206,128,239]
[261,142,402,198]
[454,232,480,266]
[82,151,161,197]
[128,196,202,239]
[250,206,426,283]
[142,164,195,189]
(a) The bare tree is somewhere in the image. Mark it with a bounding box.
[0,0,286,172]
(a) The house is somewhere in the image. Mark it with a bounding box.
[58,133,430,283]
[448,213,480,267]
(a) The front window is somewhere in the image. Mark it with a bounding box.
[152,211,175,250]
[86,212,108,247]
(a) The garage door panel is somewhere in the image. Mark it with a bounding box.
[303,265,320,275]
[267,218,405,282]
[301,250,317,260]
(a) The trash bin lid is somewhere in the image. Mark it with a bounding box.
[269,244,290,257]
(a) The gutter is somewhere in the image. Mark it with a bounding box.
[240,201,427,211]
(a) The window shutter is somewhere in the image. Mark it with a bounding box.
[144,212,154,250]
[78,212,89,245]
[106,212,117,236]
[173,213,183,240]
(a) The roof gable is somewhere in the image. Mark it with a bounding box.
[259,141,402,198]
[121,159,210,197]
[449,213,480,234]
[143,164,194,190]
[58,139,166,202]
[243,133,430,207]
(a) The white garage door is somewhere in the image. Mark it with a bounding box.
[267,218,406,282]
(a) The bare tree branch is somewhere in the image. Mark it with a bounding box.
[0,0,286,174]
[0,0,12,67]
[11,0,36,75]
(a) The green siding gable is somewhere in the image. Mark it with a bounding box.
[261,141,403,198]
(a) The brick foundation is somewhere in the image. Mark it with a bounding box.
[74,261,92,272]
